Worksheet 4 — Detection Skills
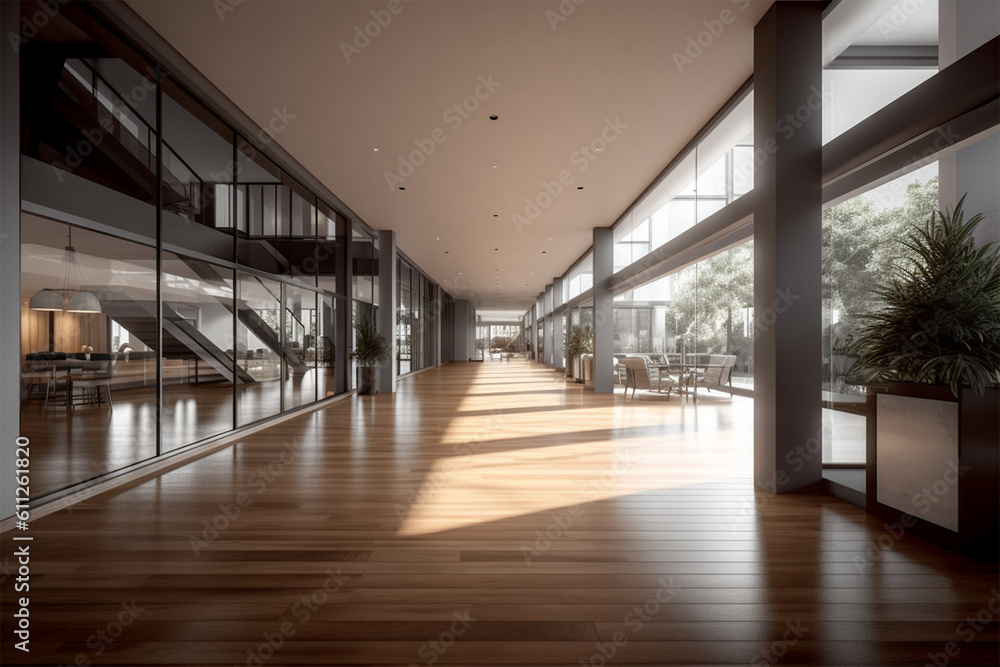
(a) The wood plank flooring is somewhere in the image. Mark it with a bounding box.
[2,361,998,665]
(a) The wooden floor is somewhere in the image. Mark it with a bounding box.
[2,361,997,666]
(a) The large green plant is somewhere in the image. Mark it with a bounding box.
[566,324,594,359]
[847,195,1000,397]
[349,315,390,367]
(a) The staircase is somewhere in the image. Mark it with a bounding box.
[101,300,254,384]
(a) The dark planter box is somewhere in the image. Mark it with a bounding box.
[357,367,377,395]
[866,382,999,560]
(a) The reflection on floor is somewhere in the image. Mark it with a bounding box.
[3,361,996,665]
[19,369,334,498]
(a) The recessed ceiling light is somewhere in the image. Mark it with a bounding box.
[576,186,583,190]
[489,115,499,120]
[373,148,379,152]
[399,187,406,191]
[493,214,498,217]
[436,237,440,240]
[492,164,498,169]
[594,147,603,152]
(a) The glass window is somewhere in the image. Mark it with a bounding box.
[317,294,338,399]
[617,90,753,270]
[236,272,283,425]
[21,217,158,496]
[612,240,754,390]
[822,163,940,464]
[161,78,235,262]
[823,1,938,143]
[160,253,235,452]
[283,284,318,410]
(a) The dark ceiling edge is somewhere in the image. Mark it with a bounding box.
[83,1,371,235]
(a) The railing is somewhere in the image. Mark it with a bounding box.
[62,58,204,219]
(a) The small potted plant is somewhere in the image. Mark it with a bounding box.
[566,324,594,381]
[848,195,999,557]
[349,315,390,395]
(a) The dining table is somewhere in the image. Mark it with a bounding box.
[23,359,96,412]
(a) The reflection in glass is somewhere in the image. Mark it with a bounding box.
[161,78,234,262]
[237,273,283,425]
[821,164,939,464]
[283,284,317,410]
[318,295,338,399]
[160,254,235,451]
[20,217,158,496]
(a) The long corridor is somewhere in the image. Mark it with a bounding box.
[2,361,998,665]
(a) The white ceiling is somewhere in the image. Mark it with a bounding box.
[125,0,769,315]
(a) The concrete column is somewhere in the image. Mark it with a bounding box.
[552,277,565,370]
[939,0,1000,247]
[753,1,824,494]
[592,227,614,393]
[1,0,20,520]
[377,230,397,393]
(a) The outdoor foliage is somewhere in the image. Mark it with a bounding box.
[847,195,1000,396]
[566,324,594,358]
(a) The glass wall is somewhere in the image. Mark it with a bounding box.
[20,217,159,497]
[352,224,378,385]
[160,253,236,452]
[613,240,754,390]
[614,91,753,272]
[15,1,368,501]
[236,273,283,425]
[283,284,318,410]
[397,258,437,375]
[822,165,940,463]
[823,0,938,144]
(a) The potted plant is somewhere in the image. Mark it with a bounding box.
[349,315,390,395]
[848,195,999,557]
[566,324,594,381]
